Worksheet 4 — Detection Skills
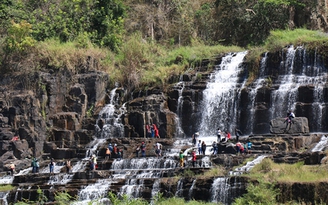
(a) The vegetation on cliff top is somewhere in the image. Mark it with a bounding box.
[1,0,328,90]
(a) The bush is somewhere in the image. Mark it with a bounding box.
[233,180,279,205]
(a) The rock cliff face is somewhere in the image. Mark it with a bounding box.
[0,47,328,204]
[1,46,328,166]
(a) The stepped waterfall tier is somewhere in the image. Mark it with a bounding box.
[0,47,328,205]
[174,47,327,136]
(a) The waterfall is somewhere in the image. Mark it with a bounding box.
[199,51,248,136]
[48,174,73,185]
[175,81,187,138]
[175,178,184,197]
[0,192,9,205]
[270,46,327,132]
[76,179,112,201]
[229,155,267,176]
[271,46,298,119]
[119,179,144,198]
[188,179,196,200]
[211,177,230,204]
[0,175,14,185]
[95,88,126,139]
[311,135,328,152]
[151,179,161,202]
[71,88,127,202]
[247,53,268,134]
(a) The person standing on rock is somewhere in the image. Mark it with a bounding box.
[201,141,206,155]
[191,150,197,167]
[179,151,184,167]
[31,158,36,173]
[105,148,111,160]
[285,110,295,130]
[151,125,155,138]
[49,158,55,174]
[153,124,160,138]
[10,163,15,175]
[154,142,162,158]
[146,124,151,138]
[140,142,146,157]
[192,132,199,146]
[212,141,218,155]
[197,140,202,155]
[235,128,243,142]
[108,143,114,155]
[135,145,140,157]
[66,160,71,173]
[247,140,253,154]
[217,128,222,142]
[113,144,118,157]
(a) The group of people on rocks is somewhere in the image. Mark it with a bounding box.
[146,124,160,138]
[135,141,163,158]
[106,143,123,160]
[191,127,253,156]
[235,141,253,154]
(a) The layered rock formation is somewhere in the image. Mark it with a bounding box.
[0,47,328,204]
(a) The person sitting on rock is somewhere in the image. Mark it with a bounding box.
[235,142,244,154]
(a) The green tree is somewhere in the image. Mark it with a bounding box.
[91,0,126,51]
[4,20,35,53]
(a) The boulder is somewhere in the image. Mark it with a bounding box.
[270,117,309,134]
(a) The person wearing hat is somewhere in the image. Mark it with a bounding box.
[179,151,184,168]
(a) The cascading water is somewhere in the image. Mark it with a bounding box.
[188,179,196,199]
[95,88,126,139]
[211,177,230,204]
[269,46,327,132]
[271,46,298,120]
[311,135,328,152]
[246,53,268,134]
[175,81,188,138]
[199,51,248,136]
[74,88,127,202]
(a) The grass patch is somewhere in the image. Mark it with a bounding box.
[0,184,14,191]
[264,28,328,52]
[155,197,218,205]
[247,158,328,183]
[35,38,110,71]
[198,165,227,178]
[163,45,244,67]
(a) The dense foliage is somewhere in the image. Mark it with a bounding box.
[0,0,125,51]
[0,0,318,49]
[0,0,325,89]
